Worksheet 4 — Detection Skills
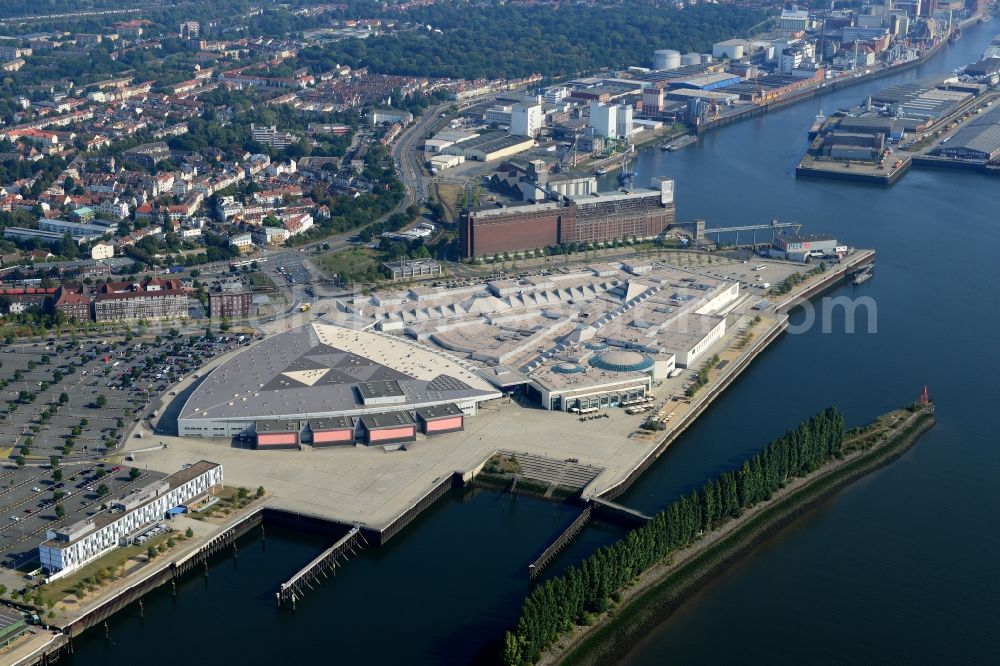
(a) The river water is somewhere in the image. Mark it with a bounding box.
[68,25,999,665]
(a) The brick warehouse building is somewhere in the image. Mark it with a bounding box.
[460,179,675,258]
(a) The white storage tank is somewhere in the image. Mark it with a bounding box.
[653,49,681,71]
[681,53,702,66]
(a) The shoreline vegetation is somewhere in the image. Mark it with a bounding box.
[500,403,936,666]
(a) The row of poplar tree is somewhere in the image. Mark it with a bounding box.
[503,407,846,665]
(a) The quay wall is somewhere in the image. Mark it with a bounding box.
[19,509,266,665]
[17,250,876,663]
[595,250,873,502]
[594,316,788,502]
[697,40,945,135]
[774,249,875,314]
[794,162,907,185]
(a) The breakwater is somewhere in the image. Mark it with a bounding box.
[558,408,935,666]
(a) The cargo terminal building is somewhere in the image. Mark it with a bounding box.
[460,178,676,258]
[177,323,502,444]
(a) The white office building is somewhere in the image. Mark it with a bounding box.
[510,103,542,137]
[779,9,810,32]
[542,87,570,104]
[485,105,513,126]
[39,461,223,579]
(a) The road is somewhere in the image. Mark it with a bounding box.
[258,93,506,298]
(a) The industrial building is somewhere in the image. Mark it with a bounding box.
[965,58,1000,83]
[770,233,844,261]
[441,132,535,162]
[3,226,100,245]
[510,103,542,137]
[382,258,442,280]
[779,8,810,32]
[589,101,633,139]
[869,76,979,131]
[177,322,501,438]
[38,218,117,239]
[712,39,748,60]
[424,129,478,154]
[931,105,1000,163]
[460,178,675,258]
[367,109,414,125]
[669,73,742,92]
[653,49,681,71]
[39,461,223,579]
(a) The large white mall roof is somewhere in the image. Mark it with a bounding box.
[179,322,499,422]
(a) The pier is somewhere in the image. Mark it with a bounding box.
[528,507,592,580]
[277,526,365,609]
[699,220,802,246]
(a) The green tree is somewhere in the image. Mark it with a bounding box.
[55,504,65,518]
[14,455,24,468]
[96,483,109,497]
[52,469,62,483]
[147,546,157,559]
[129,467,141,480]
[255,486,265,498]
[95,395,107,408]
[185,527,194,538]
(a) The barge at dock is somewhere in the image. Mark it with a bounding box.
[662,135,698,151]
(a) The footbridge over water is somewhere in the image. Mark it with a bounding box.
[589,497,653,528]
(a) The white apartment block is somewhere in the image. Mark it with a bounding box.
[39,461,222,579]
[96,199,130,220]
[250,124,298,149]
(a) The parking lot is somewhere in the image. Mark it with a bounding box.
[0,331,255,569]
[0,464,165,569]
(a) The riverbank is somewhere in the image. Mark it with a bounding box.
[538,404,935,666]
[695,51,933,135]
